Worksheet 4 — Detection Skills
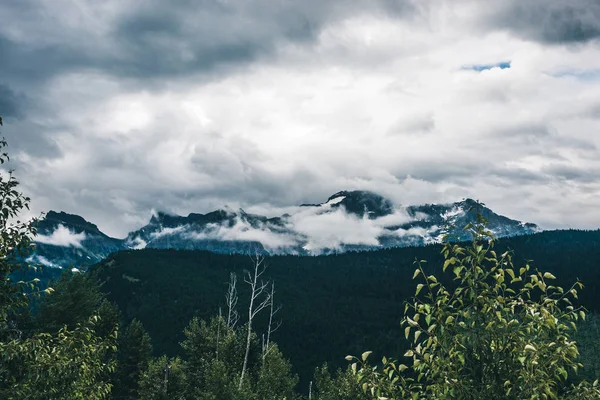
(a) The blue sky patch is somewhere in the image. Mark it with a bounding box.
[462,61,511,72]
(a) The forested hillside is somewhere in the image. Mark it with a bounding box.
[90,229,600,386]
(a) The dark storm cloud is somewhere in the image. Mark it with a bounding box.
[5,120,63,158]
[0,0,417,86]
[491,0,600,44]
[0,32,92,86]
[0,84,23,118]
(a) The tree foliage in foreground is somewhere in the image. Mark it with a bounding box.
[0,115,117,399]
[312,363,370,400]
[350,210,600,399]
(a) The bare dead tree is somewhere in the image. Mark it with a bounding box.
[216,307,222,361]
[225,272,239,329]
[262,282,282,363]
[163,360,170,396]
[239,254,271,389]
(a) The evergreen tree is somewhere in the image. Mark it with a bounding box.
[313,363,369,400]
[35,270,120,338]
[180,315,299,399]
[181,316,251,399]
[114,319,153,399]
[255,342,299,400]
[574,313,600,383]
[137,356,187,400]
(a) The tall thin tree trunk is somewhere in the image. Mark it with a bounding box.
[240,290,255,389]
[239,255,270,390]
[216,307,221,361]
[163,360,170,397]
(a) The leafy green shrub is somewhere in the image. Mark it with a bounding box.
[350,209,600,399]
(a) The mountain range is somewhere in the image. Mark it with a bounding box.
[29,190,539,269]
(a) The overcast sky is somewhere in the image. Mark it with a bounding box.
[1,0,599,238]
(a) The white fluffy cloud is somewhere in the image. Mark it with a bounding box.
[186,217,300,251]
[153,204,427,254]
[1,0,599,236]
[36,225,87,248]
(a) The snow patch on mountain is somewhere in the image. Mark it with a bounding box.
[324,195,346,206]
[441,206,465,221]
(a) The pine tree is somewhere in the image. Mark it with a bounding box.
[138,356,187,400]
[114,319,153,399]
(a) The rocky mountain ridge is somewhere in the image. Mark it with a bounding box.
[29,190,539,269]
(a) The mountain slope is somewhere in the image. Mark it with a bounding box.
[31,211,126,269]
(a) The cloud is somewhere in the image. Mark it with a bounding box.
[27,254,60,268]
[149,225,188,240]
[35,224,87,248]
[0,0,418,86]
[485,0,600,44]
[292,208,382,252]
[141,204,427,254]
[186,216,300,251]
[0,0,599,237]
[0,83,24,118]
[127,236,147,250]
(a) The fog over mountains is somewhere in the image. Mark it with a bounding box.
[29,190,539,270]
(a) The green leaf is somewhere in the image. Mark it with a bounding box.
[543,272,556,280]
[414,330,422,343]
[525,344,536,352]
[443,259,451,271]
[416,284,424,296]
[413,269,420,279]
[361,351,372,362]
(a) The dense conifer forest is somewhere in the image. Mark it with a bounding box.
[86,229,600,388]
